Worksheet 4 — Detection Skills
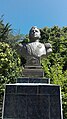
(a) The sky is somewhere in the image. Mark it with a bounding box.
[0,0,67,34]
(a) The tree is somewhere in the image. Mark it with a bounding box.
[0,19,11,42]
[0,42,22,99]
[0,18,22,118]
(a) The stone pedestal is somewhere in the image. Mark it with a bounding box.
[22,66,44,78]
[2,57,63,119]
[17,77,50,84]
[2,84,62,119]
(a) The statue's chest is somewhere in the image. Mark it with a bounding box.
[27,42,46,57]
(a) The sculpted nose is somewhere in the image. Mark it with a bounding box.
[33,30,35,33]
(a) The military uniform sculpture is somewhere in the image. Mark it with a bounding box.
[17,26,52,66]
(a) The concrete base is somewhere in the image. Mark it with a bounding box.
[2,83,63,119]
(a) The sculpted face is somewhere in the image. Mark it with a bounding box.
[29,26,41,41]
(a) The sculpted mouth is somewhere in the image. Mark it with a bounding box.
[33,34,38,37]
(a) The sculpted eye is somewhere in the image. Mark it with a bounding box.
[35,30,38,32]
[31,30,34,34]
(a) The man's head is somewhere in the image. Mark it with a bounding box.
[29,26,41,42]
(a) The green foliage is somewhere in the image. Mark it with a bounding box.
[0,18,22,102]
[0,42,22,96]
[62,70,67,119]
[0,20,11,42]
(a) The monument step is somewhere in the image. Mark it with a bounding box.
[22,68,44,77]
[17,77,50,84]
[24,65,42,69]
